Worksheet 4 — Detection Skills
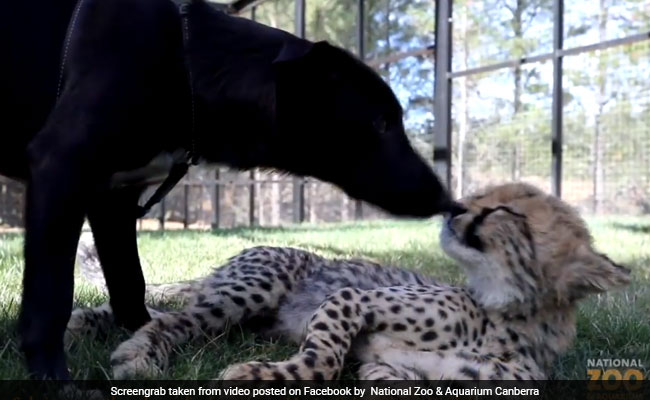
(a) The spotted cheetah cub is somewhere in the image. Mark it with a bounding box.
[68,182,630,380]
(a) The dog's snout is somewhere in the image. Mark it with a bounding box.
[446,202,467,219]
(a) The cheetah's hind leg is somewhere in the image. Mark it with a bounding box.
[220,287,375,381]
[357,362,424,380]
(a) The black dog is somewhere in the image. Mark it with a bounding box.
[1,0,455,379]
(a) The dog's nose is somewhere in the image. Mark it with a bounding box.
[446,202,467,218]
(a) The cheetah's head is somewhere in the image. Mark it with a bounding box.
[440,182,630,310]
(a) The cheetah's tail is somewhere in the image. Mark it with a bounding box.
[76,231,201,304]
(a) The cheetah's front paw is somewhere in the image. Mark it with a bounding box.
[65,310,93,346]
[219,361,296,380]
[110,338,164,379]
[65,305,114,346]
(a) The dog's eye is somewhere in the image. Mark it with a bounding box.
[374,118,387,134]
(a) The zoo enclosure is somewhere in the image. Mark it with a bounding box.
[1,0,649,229]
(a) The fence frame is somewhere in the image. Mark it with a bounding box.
[461,3,650,201]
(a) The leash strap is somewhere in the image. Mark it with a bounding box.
[134,162,190,218]
[135,0,199,218]
[57,0,86,100]
[56,0,201,219]
[173,0,201,166]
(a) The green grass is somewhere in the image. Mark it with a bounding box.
[0,218,649,380]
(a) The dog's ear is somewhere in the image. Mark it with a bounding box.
[273,39,330,65]
[272,40,343,116]
[273,40,346,89]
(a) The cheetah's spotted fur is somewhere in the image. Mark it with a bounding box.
[67,183,630,380]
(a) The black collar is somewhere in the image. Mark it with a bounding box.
[57,0,201,218]
[135,0,201,218]
[172,0,200,165]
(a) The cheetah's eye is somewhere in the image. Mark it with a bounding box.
[463,223,484,252]
[493,205,526,219]
[461,206,527,252]
[461,206,513,251]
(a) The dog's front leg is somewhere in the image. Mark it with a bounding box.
[87,187,151,331]
[19,141,90,379]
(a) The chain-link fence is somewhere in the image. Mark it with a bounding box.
[447,0,650,215]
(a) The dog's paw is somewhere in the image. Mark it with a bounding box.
[110,338,164,379]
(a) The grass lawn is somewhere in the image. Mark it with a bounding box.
[0,217,649,380]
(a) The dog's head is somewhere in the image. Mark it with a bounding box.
[186,3,453,218]
[266,39,452,217]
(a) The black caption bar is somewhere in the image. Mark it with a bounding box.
[0,380,647,400]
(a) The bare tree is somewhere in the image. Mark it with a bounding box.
[591,0,609,213]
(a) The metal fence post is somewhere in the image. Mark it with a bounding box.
[159,198,166,231]
[433,0,453,190]
[249,5,258,227]
[295,0,306,37]
[183,184,190,229]
[0,181,5,226]
[249,170,256,226]
[551,0,564,198]
[212,168,220,229]
[354,0,365,220]
[292,0,306,223]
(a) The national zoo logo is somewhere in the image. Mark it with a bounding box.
[587,358,645,400]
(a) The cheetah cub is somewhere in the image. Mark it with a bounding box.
[67,182,630,380]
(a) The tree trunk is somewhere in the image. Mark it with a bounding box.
[383,0,391,82]
[308,182,316,223]
[511,0,524,182]
[341,195,349,221]
[252,170,264,226]
[592,0,608,214]
[455,0,470,198]
[270,173,280,225]
[593,111,605,213]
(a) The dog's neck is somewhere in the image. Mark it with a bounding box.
[184,4,290,168]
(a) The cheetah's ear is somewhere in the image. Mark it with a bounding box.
[556,245,631,303]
